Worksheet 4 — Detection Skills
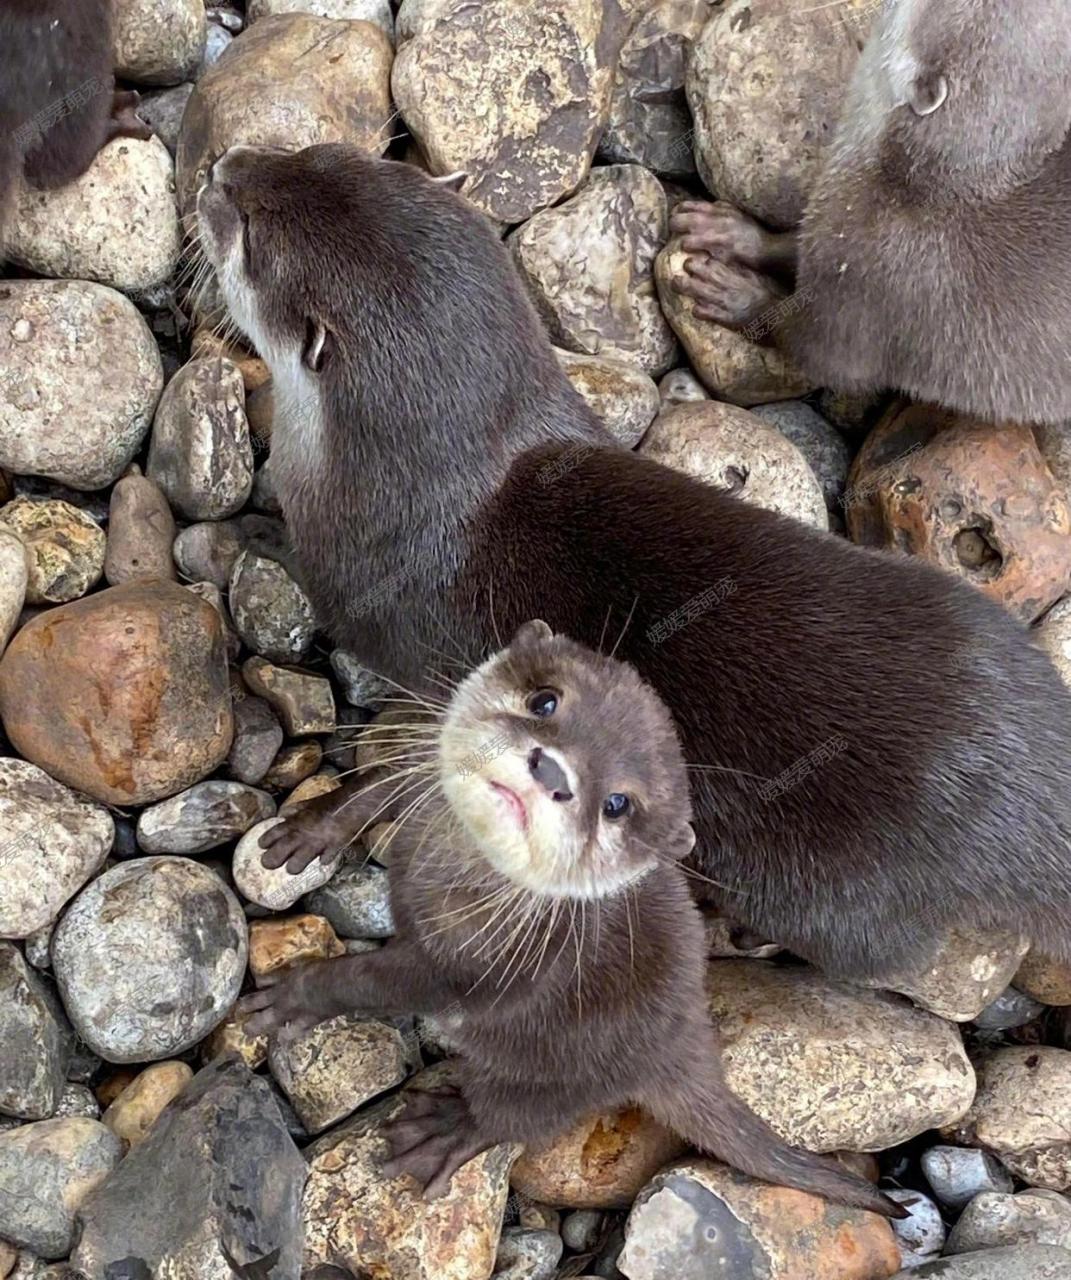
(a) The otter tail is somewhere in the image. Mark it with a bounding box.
[641,1067,906,1220]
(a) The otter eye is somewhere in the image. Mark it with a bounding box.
[603,793,630,820]
[527,689,558,717]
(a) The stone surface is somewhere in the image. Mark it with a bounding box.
[561,1209,604,1253]
[113,0,208,83]
[555,349,659,448]
[640,401,828,530]
[921,1144,1015,1213]
[148,357,254,521]
[136,84,195,154]
[709,960,976,1153]
[104,473,176,586]
[233,817,338,910]
[263,739,322,789]
[172,519,245,590]
[510,166,678,377]
[658,367,710,408]
[619,1159,900,1280]
[329,650,393,708]
[0,280,162,490]
[101,1061,193,1148]
[393,0,618,224]
[947,1047,1071,1190]
[752,400,851,518]
[947,1188,1071,1256]
[51,857,248,1064]
[511,1108,687,1210]
[0,760,113,940]
[890,1246,1071,1279]
[249,0,394,39]
[886,1188,945,1268]
[0,944,72,1121]
[0,582,233,806]
[304,862,394,939]
[0,499,104,605]
[846,403,1071,623]
[0,1118,122,1259]
[494,1227,563,1280]
[8,139,181,294]
[655,240,814,404]
[1015,949,1071,1006]
[229,551,316,663]
[73,1058,305,1280]
[0,531,26,656]
[199,1004,268,1070]
[243,657,336,735]
[136,781,275,854]
[54,1084,99,1121]
[248,912,345,982]
[974,986,1045,1032]
[228,695,285,786]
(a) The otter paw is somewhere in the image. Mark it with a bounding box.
[670,200,771,269]
[380,1086,493,1200]
[259,807,351,874]
[676,256,785,329]
[238,965,332,1040]
[106,89,153,143]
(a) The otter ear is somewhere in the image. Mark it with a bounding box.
[664,822,696,862]
[512,619,553,649]
[908,72,948,117]
[302,319,333,373]
[432,170,468,193]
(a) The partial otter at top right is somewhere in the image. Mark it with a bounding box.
[668,0,1071,426]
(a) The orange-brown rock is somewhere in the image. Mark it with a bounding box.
[199,1002,269,1069]
[248,912,345,982]
[0,581,232,805]
[1015,950,1071,1006]
[845,403,1071,622]
[510,1107,687,1209]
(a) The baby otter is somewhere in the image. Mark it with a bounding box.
[0,0,151,244]
[670,0,1071,424]
[244,621,899,1218]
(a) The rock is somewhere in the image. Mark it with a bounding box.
[136,781,275,854]
[176,13,394,219]
[0,499,104,605]
[0,582,233,806]
[974,986,1046,1032]
[248,913,345,982]
[0,280,162,491]
[147,358,254,521]
[269,1014,409,1134]
[113,0,207,83]
[619,1159,900,1280]
[654,240,814,404]
[494,1227,562,1280]
[185,580,240,660]
[172,519,245,590]
[514,1202,560,1233]
[200,18,234,71]
[228,696,284,786]
[561,1209,604,1254]
[263,740,322,789]
[640,402,828,530]
[0,1118,122,1259]
[886,1188,945,1268]
[686,0,866,229]
[7,139,181,294]
[51,857,247,1064]
[709,960,976,1152]
[947,1188,1071,1256]
[329,650,392,708]
[751,400,851,517]
[393,0,619,224]
[233,817,337,910]
[22,926,52,971]
[54,1085,99,1121]
[889,1246,1071,1279]
[846,404,1071,623]
[947,1047,1071,1190]
[0,1242,13,1278]
[302,1070,516,1278]
[1015,950,1071,1006]
[72,1058,305,1280]
[0,944,72,1120]
[921,1144,1015,1213]
[0,761,113,940]
[248,0,394,41]
[658,367,709,408]
[281,773,340,814]
[555,350,659,448]
[229,551,316,663]
[199,1004,268,1070]
[510,166,678,377]
[104,473,176,586]
[242,657,336,735]
[304,862,394,939]
[136,84,195,155]
[100,1061,193,1148]
[0,531,26,655]
[511,1108,687,1210]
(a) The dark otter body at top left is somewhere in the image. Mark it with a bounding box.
[0,0,151,241]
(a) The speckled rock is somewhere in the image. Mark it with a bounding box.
[510,166,678,377]
[54,1084,99,1121]
[0,531,26,655]
[494,1227,563,1280]
[891,1246,1071,1279]
[177,12,394,219]
[302,1069,517,1278]
[555,349,659,448]
[0,1243,13,1278]
[136,84,194,154]
[263,739,321,789]
[73,1058,305,1280]
[172,519,244,590]
[113,0,207,84]
[199,1004,268,1070]
[887,1188,945,1268]
[229,551,316,663]
[233,816,337,910]
[269,1014,409,1134]
[974,986,1046,1032]
[1015,950,1071,1005]
[136,781,275,854]
[228,696,284,786]
[0,1118,122,1259]
[147,358,253,521]
[511,1108,687,1210]
[947,1047,1071,1190]
[658,367,709,408]
[640,401,828,529]
[248,0,393,39]
[619,1159,899,1280]
[51,858,247,1064]
[709,960,976,1152]
[686,0,869,229]
[281,772,340,814]
[329,649,392,708]
[561,1209,604,1253]
[0,582,233,806]
[100,1061,193,1148]
[393,0,619,224]
[0,944,72,1121]
[0,281,162,490]
[242,656,336,735]
[8,139,181,294]
[921,1145,1015,1213]
[0,499,104,605]
[304,862,394,939]
[248,912,344,982]
[654,240,814,404]
[947,1189,1071,1255]
[752,400,851,517]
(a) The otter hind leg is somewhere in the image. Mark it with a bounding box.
[380,1084,494,1200]
[103,89,152,145]
[674,256,788,330]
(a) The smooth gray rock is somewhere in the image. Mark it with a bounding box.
[887,1187,945,1268]
[136,780,275,854]
[751,399,851,516]
[974,986,1046,1031]
[0,944,72,1121]
[947,1189,1071,1255]
[922,1144,1014,1212]
[562,1209,604,1253]
[136,84,195,154]
[227,695,285,786]
[172,520,244,590]
[329,650,394,710]
[891,1245,1071,1278]
[494,1227,563,1280]
[304,863,394,939]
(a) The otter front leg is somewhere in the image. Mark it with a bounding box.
[259,770,397,872]
[103,90,152,144]
[670,200,799,278]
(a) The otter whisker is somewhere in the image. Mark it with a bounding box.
[609,595,640,661]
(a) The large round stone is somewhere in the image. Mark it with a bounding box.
[113,0,207,84]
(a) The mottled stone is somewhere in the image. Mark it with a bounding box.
[561,1209,604,1253]
[113,0,207,83]
[172,519,244,591]
[229,551,316,663]
[886,1188,945,1268]
[100,1061,193,1149]
[658,367,709,408]
[280,772,340,814]
[752,400,852,518]
[242,656,336,735]
[227,695,284,786]
[104,472,176,587]
[248,912,344,982]
[494,1227,563,1280]
[889,1246,1071,1279]
[555,349,659,448]
[1015,949,1071,1006]
[0,944,72,1120]
[263,739,322,789]
[304,862,394,939]
[248,0,393,40]
[974,986,1046,1032]
[136,84,194,154]
[54,1084,99,1121]
[0,499,104,605]
[233,817,338,910]
[0,530,27,656]
[199,1004,268,1070]
[329,650,393,709]
[136,781,275,854]
[947,1188,1071,1256]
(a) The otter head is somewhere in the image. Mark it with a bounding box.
[439,620,695,901]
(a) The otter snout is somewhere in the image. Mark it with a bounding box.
[527,747,573,802]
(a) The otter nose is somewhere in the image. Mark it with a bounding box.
[528,747,573,802]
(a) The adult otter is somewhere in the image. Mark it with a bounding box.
[670,0,1071,424]
[0,0,151,243]
[197,142,1071,986]
[243,620,899,1218]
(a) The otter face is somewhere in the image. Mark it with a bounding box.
[439,621,695,901]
